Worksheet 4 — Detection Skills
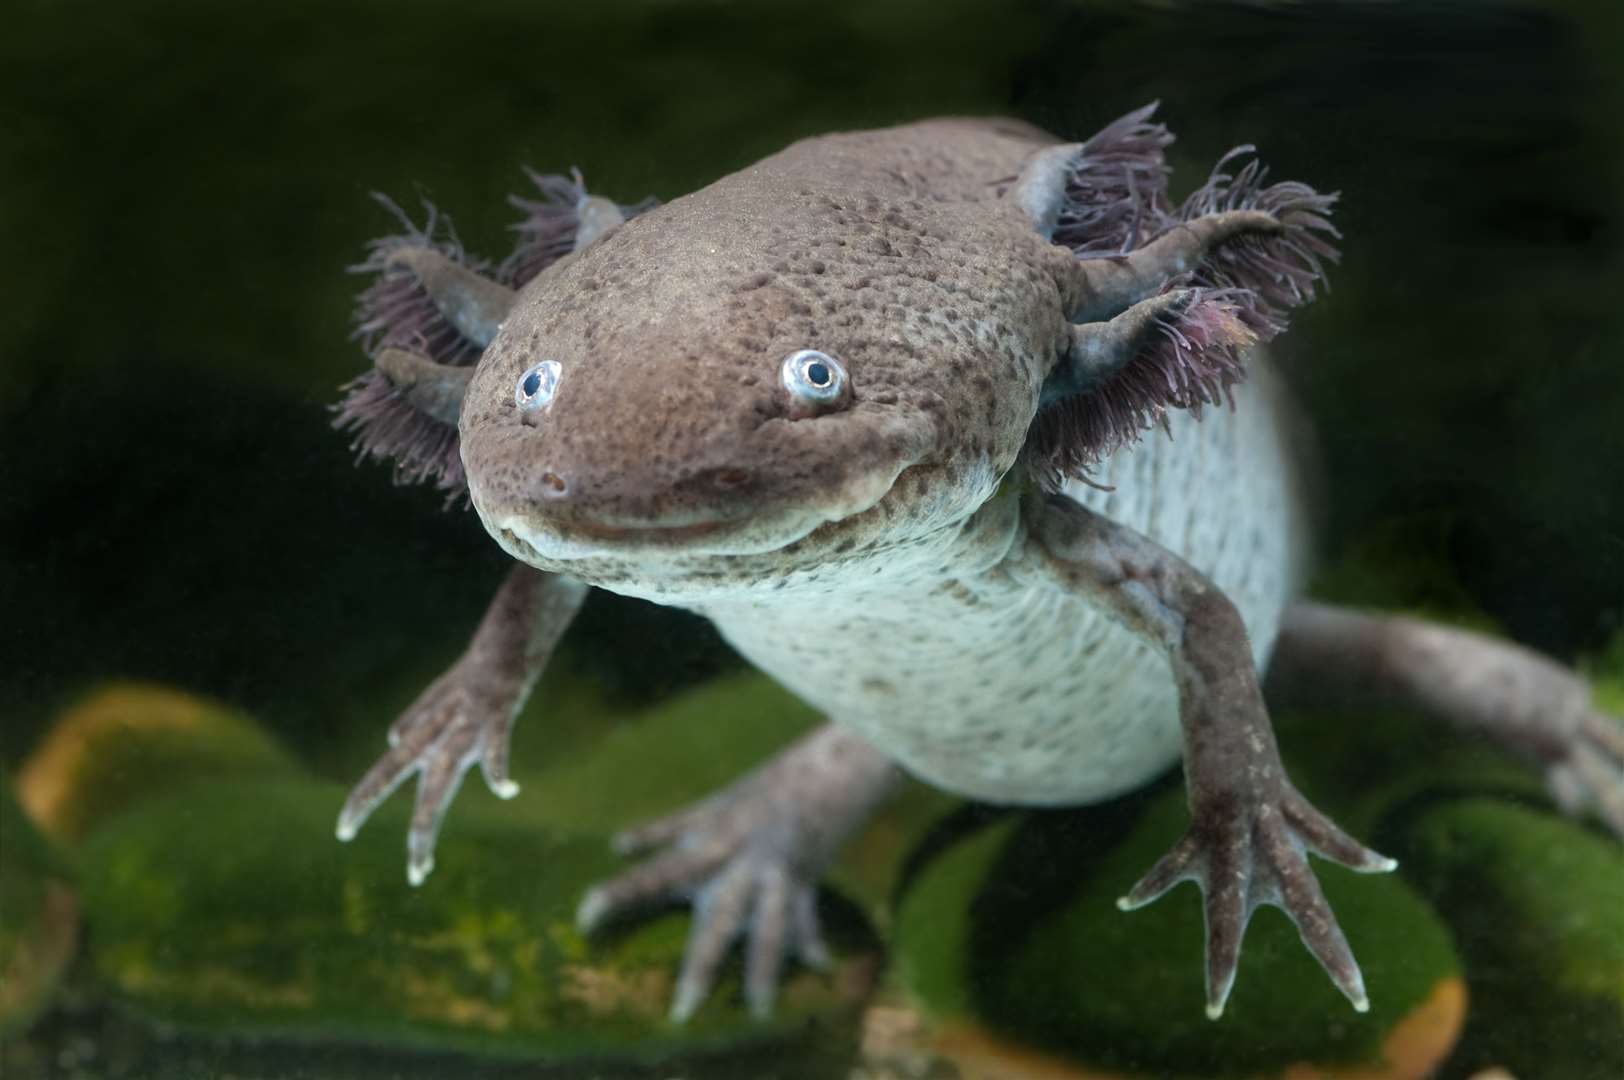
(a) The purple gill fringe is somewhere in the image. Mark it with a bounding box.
[332,196,491,498]
[500,168,658,287]
[1051,101,1176,258]
[332,171,654,501]
[1034,119,1341,488]
[1030,292,1257,490]
[1171,146,1341,340]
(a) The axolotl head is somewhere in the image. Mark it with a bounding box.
[459,177,1065,597]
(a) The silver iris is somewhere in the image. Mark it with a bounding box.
[515,360,562,411]
[780,349,846,403]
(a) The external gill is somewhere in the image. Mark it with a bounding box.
[1065,209,1283,325]
[333,196,498,494]
[1171,147,1341,339]
[501,166,659,286]
[1029,289,1256,489]
[333,172,657,498]
[372,349,475,426]
[1013,103,1340,488]
[1017,100,1175,256]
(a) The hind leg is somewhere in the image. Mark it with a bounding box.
[1266,602,1624,837]
[576,722,899,1021]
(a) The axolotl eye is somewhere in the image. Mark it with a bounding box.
[780,349,847,404]
[515,360,562,411]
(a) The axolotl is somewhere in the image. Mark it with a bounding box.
[331,105,1624,1022]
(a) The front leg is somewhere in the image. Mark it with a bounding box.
[337,564,588,884]
[1015,492,1395,1019]
[576,722,899,1021]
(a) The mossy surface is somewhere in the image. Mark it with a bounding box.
[0,772,78,1040]
[891,815,1014,1024]
[1396,798,1624,1080]
[17,683,300,844]
[78,777,880,1063]
[1274,707,1547,845]
[508,674,822,836]
[1584,630,1624,715]
[498,671,957,914]
[894,785,1462,1079]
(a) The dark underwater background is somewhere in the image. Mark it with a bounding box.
[2,1,1621,1077]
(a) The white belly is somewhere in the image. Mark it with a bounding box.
[709,361,1315,805]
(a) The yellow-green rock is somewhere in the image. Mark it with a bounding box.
[0,772,78,1039]
[78,777,880,1064]
[17,683,299,844]
[893,786,1465,1080]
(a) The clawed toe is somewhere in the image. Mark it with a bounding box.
[335,681,516,887]
[580,808,832,1022]
[1550,711,1624,838]
[1116,832,1198,911]
[575,845,729,932]
[1121,789,1391,1019]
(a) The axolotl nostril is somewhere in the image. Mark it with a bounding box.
[331,106,1624,1023]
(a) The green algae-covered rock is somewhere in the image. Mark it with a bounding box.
[1272,706,1548,851]
[0,772,78,1039]
[511,671,959,915]
[17,683,300,844]
[78,776,880,1064]
[1585,630,1624,716]
[893,787,1465,1080]
[1267,631,1624,1078]
[512,673,824,834]
[1394,798,1624,1080]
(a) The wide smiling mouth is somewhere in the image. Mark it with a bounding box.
[489,460,934,563]
[499,514,736,552]
[495,505,823,562]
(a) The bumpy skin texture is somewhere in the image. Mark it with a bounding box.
[337,112,1624,1025]
[461,119,1069,582]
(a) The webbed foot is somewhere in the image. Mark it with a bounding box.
[579,803,833,1021]
[336,657,522,885]
[335,566,586,885]
[1118,783,1396,1019]
[1544,705,1624,838]
[575,723,896,1021]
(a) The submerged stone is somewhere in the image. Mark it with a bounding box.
[0,773,79,1040]
[513,671,959,914]
[77,777,880,1064]
[893,787,1465,1080]
[1266,633,1624,1077]
[1587,631,1623,716]
[1395,798,1624,1080]
[16,682,299,844]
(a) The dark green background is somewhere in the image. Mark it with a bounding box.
[3,0,1622,772]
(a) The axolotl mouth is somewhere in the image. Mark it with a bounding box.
[481,455,928,566]
[495,515,740,560]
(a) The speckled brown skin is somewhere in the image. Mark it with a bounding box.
[460,119,1071,582]
[337,115,1624,1025]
